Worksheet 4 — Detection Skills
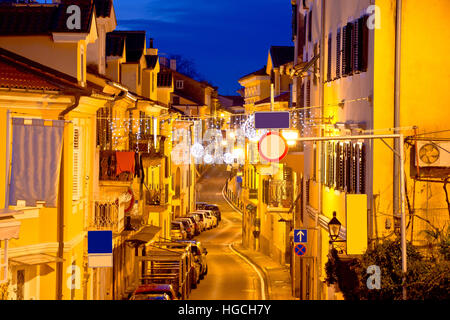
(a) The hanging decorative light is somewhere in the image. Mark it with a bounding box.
[204,154,213,164]
[191,143,204,158]
[223,152,234,165]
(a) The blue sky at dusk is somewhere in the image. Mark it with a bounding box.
[114,0,293,95]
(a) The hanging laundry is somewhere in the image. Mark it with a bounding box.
[115,151,135,176]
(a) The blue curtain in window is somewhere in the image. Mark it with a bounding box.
[9,118,65,207]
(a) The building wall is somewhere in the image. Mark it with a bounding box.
[0,36,80,82]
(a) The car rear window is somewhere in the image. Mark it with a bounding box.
[171,223,180,230]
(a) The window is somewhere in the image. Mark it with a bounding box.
[327,33,332,82]
[175,80,184,89]
[324,142,366,194]
[336,28,341,79]
[308,10,312,42]
[342,15,369,77]
[73,126,82,201]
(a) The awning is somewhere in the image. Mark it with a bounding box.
[0,218,21,241]
[126,225,161,244]
[141,154,163,167]
[8,253,63,266]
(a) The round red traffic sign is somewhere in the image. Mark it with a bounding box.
[295,244,306,256]
[258,131,288,162]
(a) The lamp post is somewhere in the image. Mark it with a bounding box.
[327,211,345,244]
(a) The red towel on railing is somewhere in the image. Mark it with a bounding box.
[116,151,135,176]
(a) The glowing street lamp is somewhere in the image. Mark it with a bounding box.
[281,129,299,146]
[327,211,345,243]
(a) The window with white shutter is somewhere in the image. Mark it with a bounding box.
[73,126,82,201]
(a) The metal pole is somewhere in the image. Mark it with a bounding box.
[400,134,407,299]
[394,0,403,252]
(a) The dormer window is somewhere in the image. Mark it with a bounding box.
[175,80,184,90]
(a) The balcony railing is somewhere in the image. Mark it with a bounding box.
[268,180,293,208]
[91,200,125,233]
[129,135,165,156]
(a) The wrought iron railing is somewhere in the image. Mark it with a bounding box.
[91,200,125,233]
[268,180,293,208]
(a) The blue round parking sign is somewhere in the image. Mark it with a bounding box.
[295,244,306,256]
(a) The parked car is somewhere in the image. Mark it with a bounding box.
[185,214,202,235]
[189,212,206,232]
[152,241,201,289]
[196,202,208,210]
[130,284,177,300]
[178,240,208,279]
[195,211,213,230]
[203,204,221,222]
[197,210,218,228]
[176,218,195,239]
[171,221,187,240]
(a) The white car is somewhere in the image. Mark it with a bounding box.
[196,210,218,228]
[194,211,213,230]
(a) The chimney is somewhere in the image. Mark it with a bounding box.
[146,38,158,55]
[170,59,176,71]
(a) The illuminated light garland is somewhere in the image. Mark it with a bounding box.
[203,154,213,164]
[191,143,205,158]
[223,152,234,165]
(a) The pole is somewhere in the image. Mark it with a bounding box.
[400,134,407,299]
[394,0,403,256]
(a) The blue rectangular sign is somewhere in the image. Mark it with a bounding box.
[254,111,290,129]
[294,229,308,243]
[88,230,113,254]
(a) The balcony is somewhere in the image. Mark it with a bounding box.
[129,135,165,156]
[99,150,134,183]
[90,201,125,233]
[143,184,169,213]
[267,180,293,209]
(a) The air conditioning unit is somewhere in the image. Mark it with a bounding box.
[417,141,450,167]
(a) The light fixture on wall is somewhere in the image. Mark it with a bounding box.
[327,211,345,244]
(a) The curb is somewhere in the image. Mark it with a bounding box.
[230,242,271,300]
[221,182,243,215]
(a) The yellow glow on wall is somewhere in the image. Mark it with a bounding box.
[346,194,368,255]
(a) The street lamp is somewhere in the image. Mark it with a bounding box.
[327,211,344,243]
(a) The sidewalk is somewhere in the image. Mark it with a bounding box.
[231,243,295,300]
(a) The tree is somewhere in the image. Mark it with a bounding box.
[168,54,205,82]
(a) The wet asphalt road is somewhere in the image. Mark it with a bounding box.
[188,165,262,300]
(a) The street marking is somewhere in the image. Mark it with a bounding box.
[228,243,267,300]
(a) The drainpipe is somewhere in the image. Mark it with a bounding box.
[394,0,405,300]
[59,94,81,120]
[56,94,81,300]
[316,0,326,301]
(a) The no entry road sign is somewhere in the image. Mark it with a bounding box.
[258,131,289,162]
[294,244,307,256]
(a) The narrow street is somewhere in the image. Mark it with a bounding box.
[188,165,263,300]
